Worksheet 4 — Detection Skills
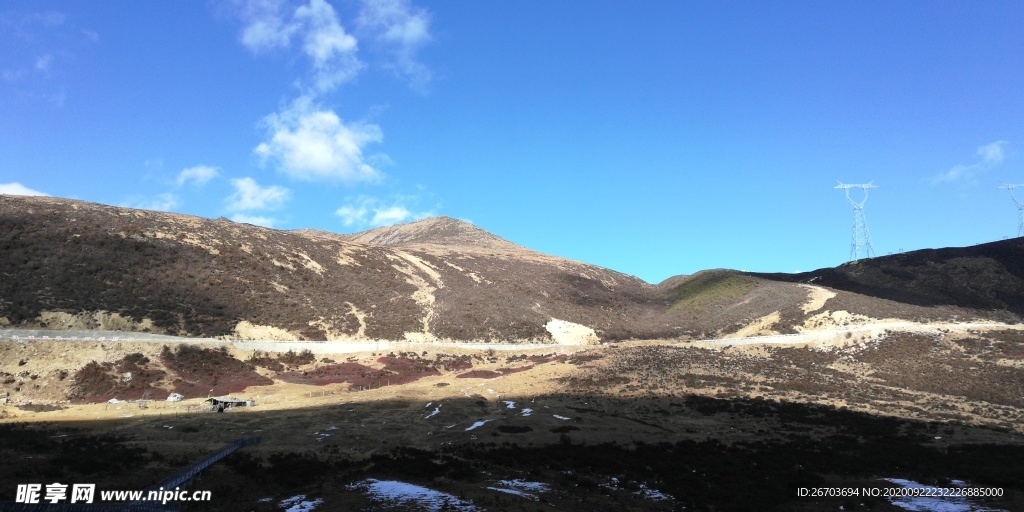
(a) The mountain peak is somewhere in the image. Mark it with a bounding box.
[340,216,521,251]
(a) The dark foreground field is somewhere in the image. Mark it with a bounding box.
[2,395,1023,512]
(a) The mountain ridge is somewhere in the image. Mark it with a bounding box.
[1,194,1019,344]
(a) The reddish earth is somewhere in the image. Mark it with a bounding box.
[160,345,273,398]
[278,362,386,387]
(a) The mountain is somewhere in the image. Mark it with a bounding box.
[0,196,665,342]
[751,238,1024,317]
[1,195,1018,343]
[329,216,524,252]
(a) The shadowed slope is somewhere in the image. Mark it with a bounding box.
[751,238,1024,317]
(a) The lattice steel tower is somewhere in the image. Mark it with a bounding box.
[999,183,1024,237]
[835,181,877,261]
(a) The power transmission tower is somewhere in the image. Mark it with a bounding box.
[835,181,877,261]
[998,183,1024,237]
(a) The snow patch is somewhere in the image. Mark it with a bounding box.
[502,401,515,409]
[485,480,550,501]
[553,415,570,420]
[425,404,442,419]
[521,408,533,417]
[279,494,323,512]
[465,420,491,431]
[636,483,671,501]
[883,478,1007,512]
[347,479,477,511]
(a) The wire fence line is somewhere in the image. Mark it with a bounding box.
[138,437,261,498]
[0,437,261,512]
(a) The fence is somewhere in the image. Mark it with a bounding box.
[138,437,261,498]
[0,437,261,512]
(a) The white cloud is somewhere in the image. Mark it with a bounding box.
[238,0,297,52]
[0,182,50,196]
[295,0,362,92]
[236,0,432,184]
[356,0,432,88]
[238,0,362,93]
[335,195,433,228]
[230,213,277,228]
[256,98,384,182]
[34,54,53,72]
[227,177,290,211]
[933,140,1009,184]
[977,140,1007,165]
[176,165,220,186]
[124,193,179,212]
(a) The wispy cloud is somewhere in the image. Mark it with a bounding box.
[227,177,291,211]
[124,193,180,212]
[0,182,50,196]
[295,0,362,93]
[176,165,220,186]
[238,0,362,94]
[933,140,1009,184]
[26,11,66,27]
[255,97,383,182]
[238,0,298,52]
[236,0,431,184]
[335,194,434,228]
[356,0,432,89]
[34,54,53,71]
[229,213,277,228]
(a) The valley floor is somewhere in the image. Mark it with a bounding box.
[2,321,1023,511]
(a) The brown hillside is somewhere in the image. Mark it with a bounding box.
[1,195,1016,343]
[0,196,675,341]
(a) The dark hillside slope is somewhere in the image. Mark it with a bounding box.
[752,238,1024,317]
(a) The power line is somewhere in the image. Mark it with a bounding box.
[998,183,1024,237]
[835,181,877,261]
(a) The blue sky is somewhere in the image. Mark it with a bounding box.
[2,1,1023,284]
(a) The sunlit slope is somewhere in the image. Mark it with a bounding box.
[0,196,668,341]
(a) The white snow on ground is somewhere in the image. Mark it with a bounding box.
[347,479,477,512]
[500,480,549,492]
[502,401,515,409]
[602,478,674,502]
[553,415,570,420]
[312,428,334,442]
[465,420,491,431]
[425,404,442,419]
[487,487,535,499]
[425,402,432,408]
[521,408,533,417]
[279,494,323,512]
[636,483,671,501]
[883,478,1007,512]
[485,480,550,501]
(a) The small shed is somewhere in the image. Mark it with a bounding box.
[206,397,255,412]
